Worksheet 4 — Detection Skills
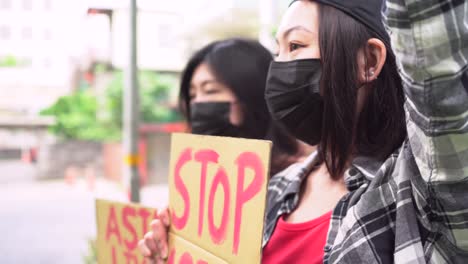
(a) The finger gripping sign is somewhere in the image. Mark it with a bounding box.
[168,133,271,264]
[96,199,157,264]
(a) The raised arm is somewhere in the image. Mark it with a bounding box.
[386,0,468,183]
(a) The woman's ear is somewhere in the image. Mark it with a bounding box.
[357,38,387,83]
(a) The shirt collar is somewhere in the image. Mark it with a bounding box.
[352,155,384,180]
[345,155,385,191]
[274,151,320,202]
[276,151,384,200]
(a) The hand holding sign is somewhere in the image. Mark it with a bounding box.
[139,208,170,263]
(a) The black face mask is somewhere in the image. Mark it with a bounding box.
[265,59,323,146]
[190,102,241,137]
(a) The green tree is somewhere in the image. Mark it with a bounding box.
[0,55,19,67]
[40,91,119,141]
[82,238,97,264]
[104,70,182,128]
[41,71,182,141]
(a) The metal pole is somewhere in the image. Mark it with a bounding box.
[124,0,140,202]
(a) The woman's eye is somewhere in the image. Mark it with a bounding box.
[289,43,303,52]
[205,89,220,95]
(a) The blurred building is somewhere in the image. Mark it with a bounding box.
[182,0,282,53]
[0,0,284,117]
[0,0,284,180]
[0,0,90,166]
[87,0,189,73]
[87,0,285,72]
[0,0,88,116]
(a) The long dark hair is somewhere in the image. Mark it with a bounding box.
[318,5,407,179]
[179,38,300,176]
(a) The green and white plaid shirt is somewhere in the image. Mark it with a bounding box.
[263,0,468,263]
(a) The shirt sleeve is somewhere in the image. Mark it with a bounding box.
[386,0,468,183]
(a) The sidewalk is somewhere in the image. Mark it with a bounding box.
[0,177,168,264]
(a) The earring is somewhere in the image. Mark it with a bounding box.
[369,70,375,77]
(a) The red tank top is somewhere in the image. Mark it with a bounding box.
[262,211,332,264]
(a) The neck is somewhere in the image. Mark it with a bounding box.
[285,162,349,223]
[303,163,348,199]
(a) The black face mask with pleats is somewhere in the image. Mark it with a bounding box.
[190,102,242,138]
[265,59,323,146]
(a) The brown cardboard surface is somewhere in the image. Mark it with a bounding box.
[168,133,272,263]
[96,199,157,264]
[167,233,228,264]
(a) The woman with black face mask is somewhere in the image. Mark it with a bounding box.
[138,38,313,263]
[262,0,468,263]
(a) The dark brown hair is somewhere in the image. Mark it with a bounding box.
[318,4,407,179]
[179,38,301,176]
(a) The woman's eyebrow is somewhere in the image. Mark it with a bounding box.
[200,80,219,88]
[275,25,314,43]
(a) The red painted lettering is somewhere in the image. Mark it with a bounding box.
[233,152,265,254]
[106,206,122,245]
[172,148,192,230]
[122,206,138,250]
[207,168,230,244]
[167,248,176,264]
[180,252,194,264]
[123,251,138,264]
[194,149,219,237]
[110,245,118,264]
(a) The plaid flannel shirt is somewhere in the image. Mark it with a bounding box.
[263,0,468,263]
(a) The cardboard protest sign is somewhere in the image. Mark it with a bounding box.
[96,199,157,264]
[168,133,272,264]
